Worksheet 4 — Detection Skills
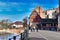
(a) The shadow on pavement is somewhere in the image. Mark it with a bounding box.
[29,37,46,40]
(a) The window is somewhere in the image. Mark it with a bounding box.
[13,26,16,28]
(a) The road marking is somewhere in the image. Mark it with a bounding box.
[37,31,48,40]
[39,34,48,40]
[29,30,48,40]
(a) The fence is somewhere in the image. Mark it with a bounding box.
[9,29,29,40]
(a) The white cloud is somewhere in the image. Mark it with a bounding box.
[30,2,40,7]
[0,2,26,11]
[29,8,35,11]
[0,9,3,11]
[11,2,18,5]
[0,2,7,6]
[0,16,9,21]
[17,9,23,11]
[9,2,18,6]
[19,2,27,5]
[9,2,26,7]
[56,5,59,8]
[5,9,11,11]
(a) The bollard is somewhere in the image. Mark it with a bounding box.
[13,36,16,40]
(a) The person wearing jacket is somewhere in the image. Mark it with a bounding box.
[36,25,38,32]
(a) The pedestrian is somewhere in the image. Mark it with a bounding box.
[36,25,38,32]
[49,24,51,31]
[33,26,35,32]
[31,27,32,32]
[29,26,31,30]
[32,26,34,32]
[55,24,58,31]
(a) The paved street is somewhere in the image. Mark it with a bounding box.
[29,30,60,40]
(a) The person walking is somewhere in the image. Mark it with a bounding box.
[33,26,35,32]
[31,27,32,32]
[36,25,38,32]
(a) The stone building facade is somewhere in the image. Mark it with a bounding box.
[29,6,59,31]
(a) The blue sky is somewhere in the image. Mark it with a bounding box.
[0,0,59,22]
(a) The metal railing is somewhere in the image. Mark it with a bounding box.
[9,29,28,40]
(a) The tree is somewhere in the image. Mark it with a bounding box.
[0,19,12,29]
[23,18,27,28]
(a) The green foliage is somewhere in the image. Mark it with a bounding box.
[23,18,27,28]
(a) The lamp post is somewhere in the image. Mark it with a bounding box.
[57,0,60,31]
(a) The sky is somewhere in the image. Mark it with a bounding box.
[0,0,59,22]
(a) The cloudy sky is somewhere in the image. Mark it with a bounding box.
[0,0,59,22]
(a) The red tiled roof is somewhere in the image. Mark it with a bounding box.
[14,21,23,25]
[8,21,23,28]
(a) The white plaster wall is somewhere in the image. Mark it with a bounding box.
[47,10,55,18]
[12,24,23,28]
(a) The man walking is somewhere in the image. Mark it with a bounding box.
[36,25,38,32]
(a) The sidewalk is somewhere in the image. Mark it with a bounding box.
[29,30,46,40]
